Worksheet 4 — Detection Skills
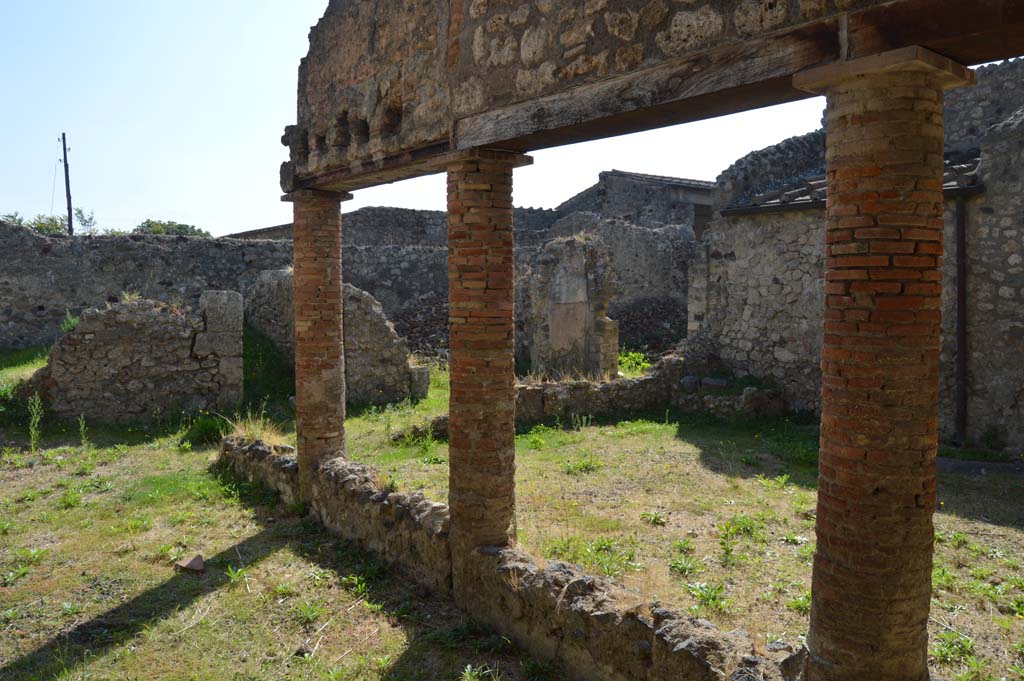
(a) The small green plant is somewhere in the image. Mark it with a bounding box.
[786,591,812,615]
[671,538,694,555]
[669,555,703,577]
[293,600,324,626]
[460,664,503,681]
[3,565,31,586]
[421,454,446,465]
[120,290,142,302]
[181,412,230,447]
[28,392,44,454]
[931,631,975,665]
[273,582,297,598]
[57,489,82,510]
[60,310,79,334]
[617,350,651,377]
[562,452,602,476]
[950,531,970,549]
[953,656,994,681]
[686,582,729,612]
[225,564,248,587]
[640,511,667,526]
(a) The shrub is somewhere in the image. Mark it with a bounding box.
[181,413,230,447]
[60,310,79,334]
[617,350,651,377]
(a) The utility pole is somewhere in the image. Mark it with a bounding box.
[61,133,73,236]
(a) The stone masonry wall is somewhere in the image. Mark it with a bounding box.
[246,269,429,407]
[945,58,1024,154]
[31,292,243,423]
[695,121,1024,449]
[0,224,290,350]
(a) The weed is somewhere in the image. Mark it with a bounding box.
[28,392,43,454]
[181,412,230,447]
[640,511,667,526]
[950,532,970,549]
[786,591,812,615]
[545,536,640,578]
[686,582,729,612]
[60,310,79,334]
[57,489,82,510]
[562,452,602,476]
[953,656,994,681]
[421,454,446,465]
[273,582,297,598]
[618,351,651,377]
[671,539,694,555]
[782,533,808,546]
[3,565,30,587]
[293,600,324,627]
[78,414,89,449]
[932,631,975,665]
[669,555,704,577]
[225,565,249,587]
[460,664,503,681]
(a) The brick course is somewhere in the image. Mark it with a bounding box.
[291,190,351,500]
[805,66,965,681]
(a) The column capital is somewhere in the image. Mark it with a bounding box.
[794,45,974,94]
[440,147,534,170]
[281,188,354,204]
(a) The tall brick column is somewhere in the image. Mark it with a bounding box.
[285,188,353,501]
[446,149,532,581]
[794,48,973,681]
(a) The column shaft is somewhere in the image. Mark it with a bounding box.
[447,155,519,557]
[807,69,947,681]
[292,191,349,500]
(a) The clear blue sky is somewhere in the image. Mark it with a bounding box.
[0,1,826,237]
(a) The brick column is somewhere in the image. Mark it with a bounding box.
[285,188,353,501]
[794,48,973,681]
[446,149,532,571]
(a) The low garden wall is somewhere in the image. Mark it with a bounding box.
[219,434,804,681]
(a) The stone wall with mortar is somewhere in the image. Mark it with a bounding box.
[31,292,243,423]
[246,269,429,407]
[285,0,897,182]
[0,224,290,350]
[693,118,1024,449]
[945,58,1024,153]
[219,430,802,681]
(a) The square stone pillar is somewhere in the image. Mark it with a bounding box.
[794,47,974,681]
[445,149,532,587]
[284,188,353,501]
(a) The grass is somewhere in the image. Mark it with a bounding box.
[1,348,1022,678]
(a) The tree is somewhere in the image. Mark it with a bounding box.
[132,219,211,238]
[74,208,98,235]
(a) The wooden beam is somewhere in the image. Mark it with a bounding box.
[848,0,1024,64]
[455,21,839,153]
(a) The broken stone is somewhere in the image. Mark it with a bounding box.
[175,554,205,574]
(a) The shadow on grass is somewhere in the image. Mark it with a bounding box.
[0,462,552,681]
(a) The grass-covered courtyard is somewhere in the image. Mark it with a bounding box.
[2,343,1023,680]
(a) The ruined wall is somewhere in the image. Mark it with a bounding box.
[524,236,618,379]
[945,58,1024,153]
[246,269,429,407]
[696,120,1024,448]
[547,213,693,349]
[556,170,711,226]
[31,292,243,423]
[0,224,290,350]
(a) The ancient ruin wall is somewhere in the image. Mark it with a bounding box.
[945,58,1024,153]
[0,224,290,350]
[246,269,429,407]
[31,292,243,423]
[697,121,1024,448]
